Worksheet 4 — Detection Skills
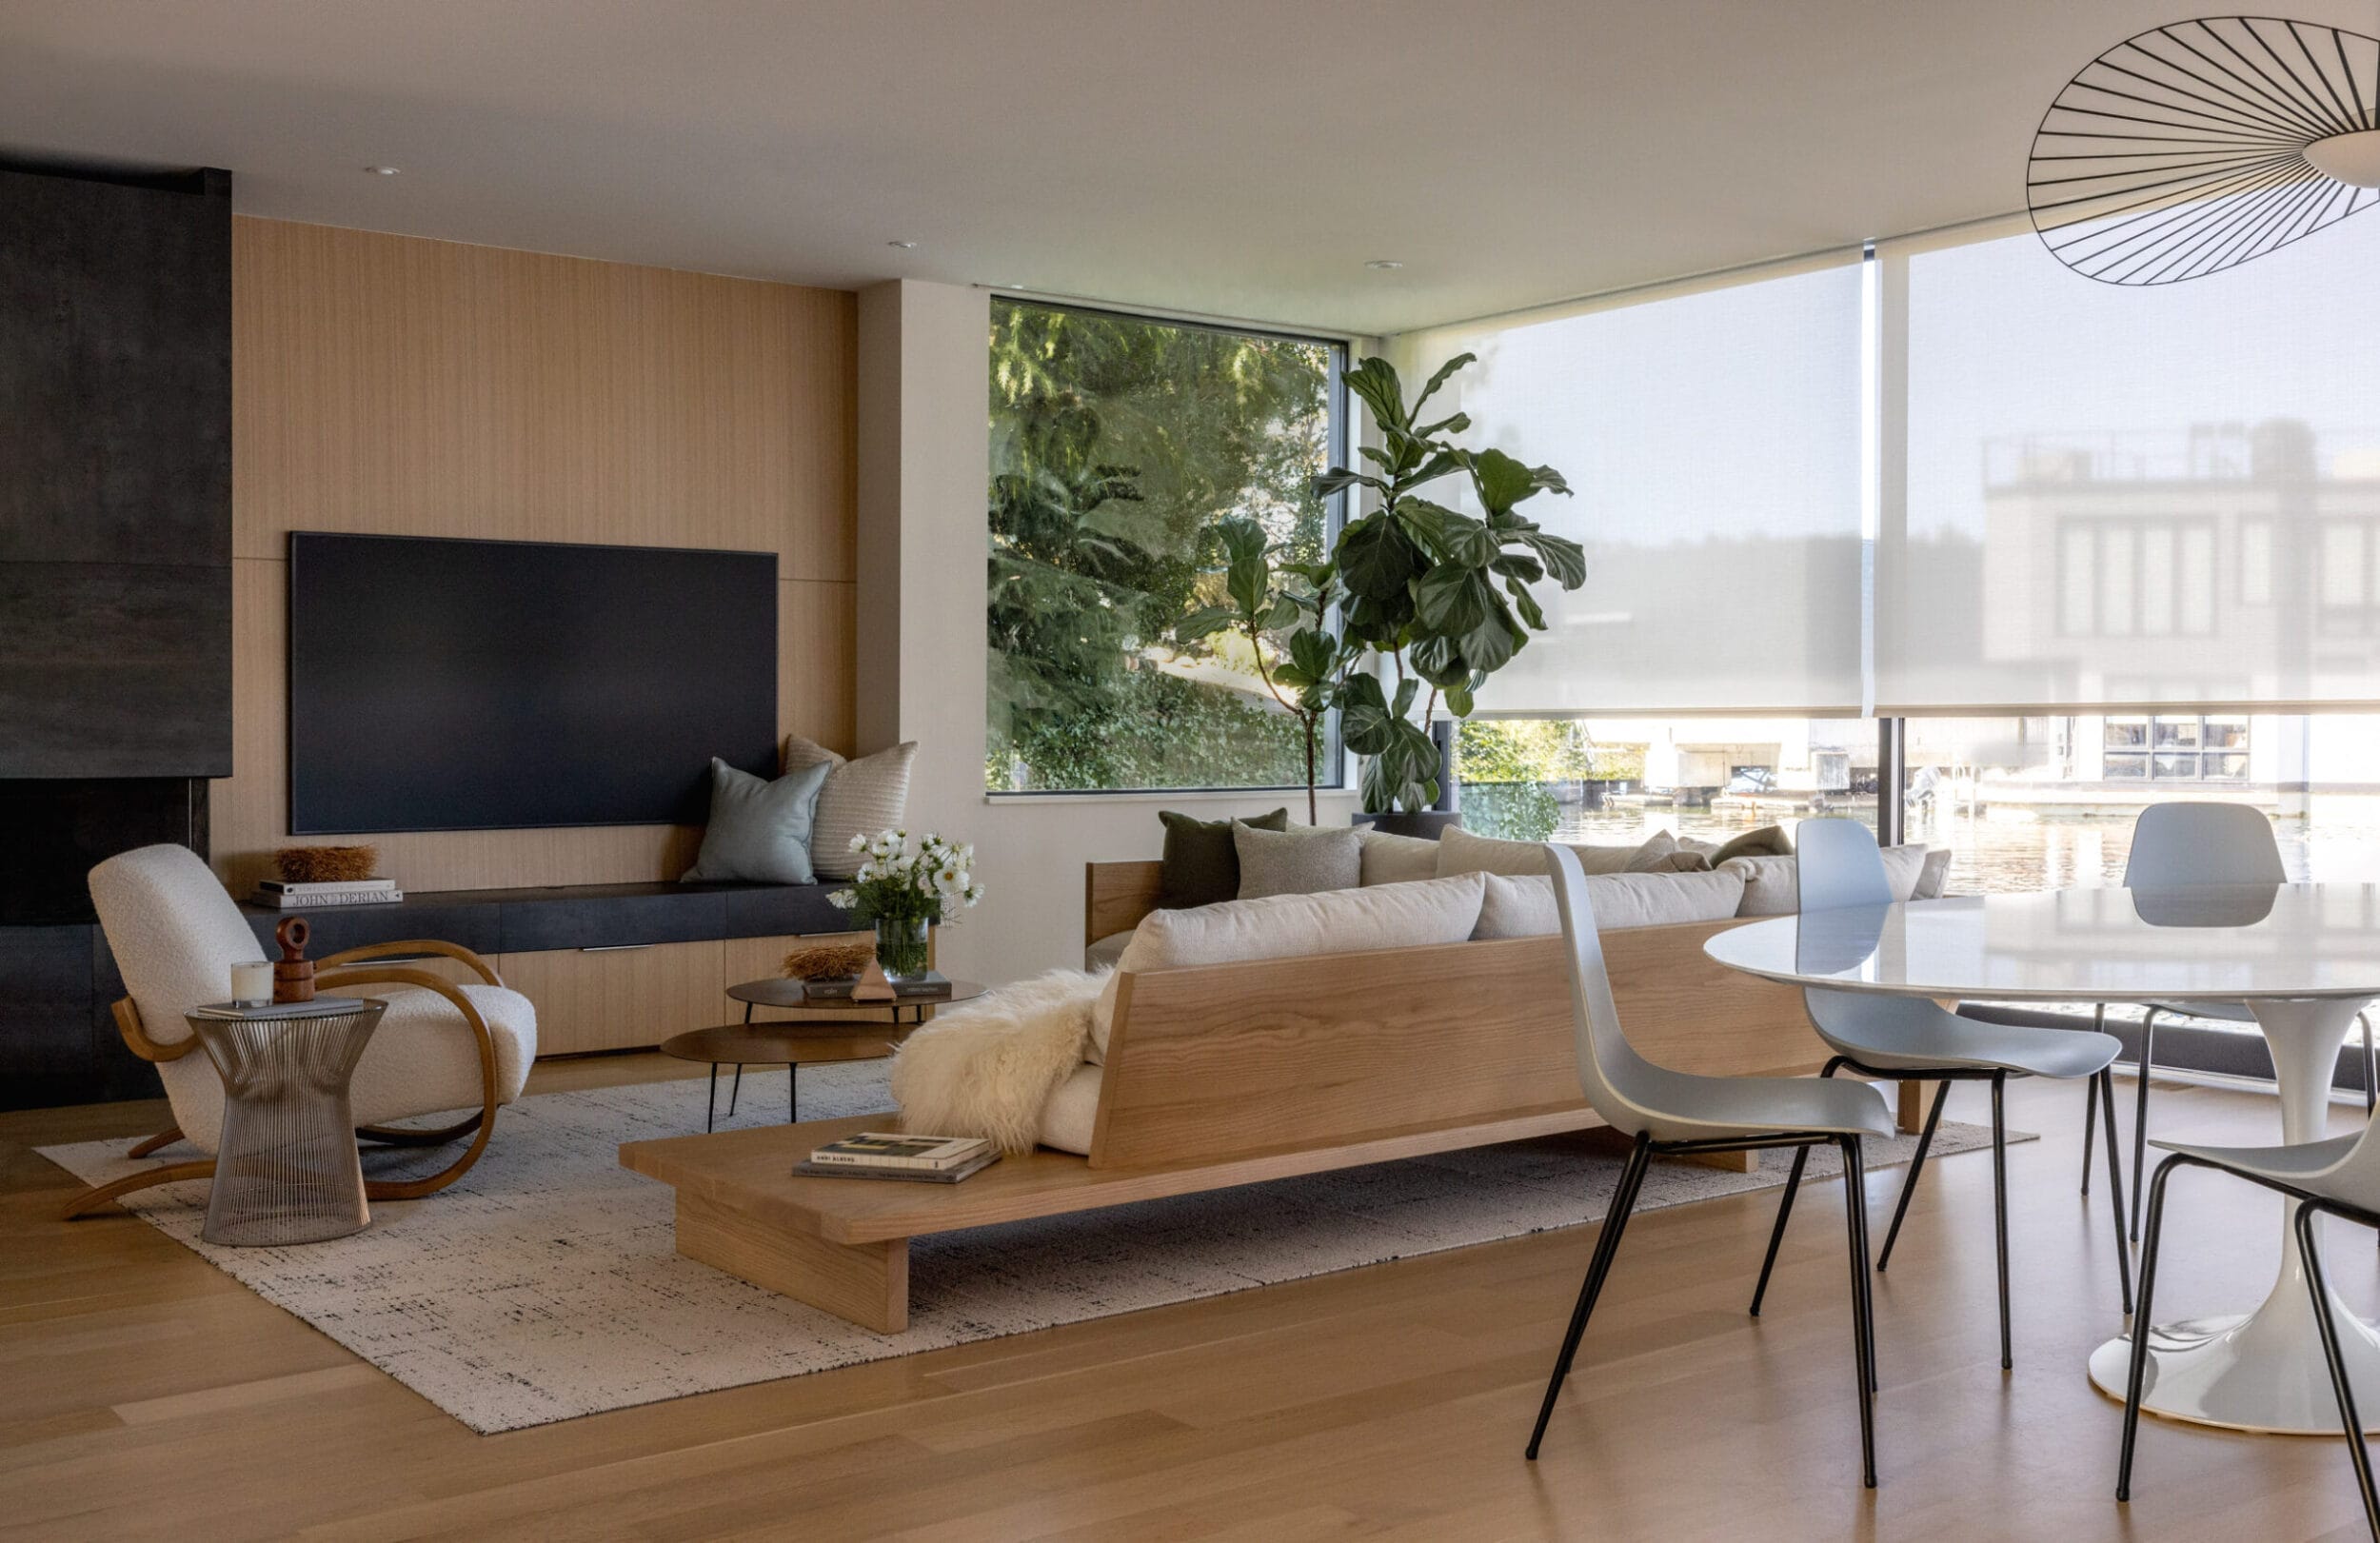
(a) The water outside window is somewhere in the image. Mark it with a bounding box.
[1458,710,2380,900]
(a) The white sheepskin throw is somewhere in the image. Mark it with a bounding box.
[889,968,1101,1153]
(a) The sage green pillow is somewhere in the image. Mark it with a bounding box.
[681,758,832,884]
[1158,807,1289,909]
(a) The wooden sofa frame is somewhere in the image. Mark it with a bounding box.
[620,861,1865,1332]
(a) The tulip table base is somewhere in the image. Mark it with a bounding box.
[2088,996,2380,1434]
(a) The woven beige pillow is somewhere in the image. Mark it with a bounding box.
[782,735,917,880]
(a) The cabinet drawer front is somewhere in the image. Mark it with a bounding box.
[502,940,724,1055]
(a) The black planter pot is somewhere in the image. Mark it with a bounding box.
[1350,810,1463,841]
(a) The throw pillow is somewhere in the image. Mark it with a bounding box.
[1158,807,1289,908]
[681,758,832,883]
[1641,849,1715,873]
[1435,824,1649,879]
[783,735,917,880]
[1358,827,1441,886]
[1712,824,1794,864]
[1620,829,1682,872]
[1091,872,1488,1058]
[1472,869,1750,939]
[1915,846,1954,900]
[1234,822,1362,899]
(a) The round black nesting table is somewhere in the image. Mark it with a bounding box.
[661,977,986,1131]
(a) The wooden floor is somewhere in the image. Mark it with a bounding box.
[6,1058,2379,1542]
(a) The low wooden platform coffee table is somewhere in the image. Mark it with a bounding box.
[661,978,985,1132]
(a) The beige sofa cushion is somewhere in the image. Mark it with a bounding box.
[1435,824,1666,879]
[1039,1062,1103,1155]
[1091,872,1487,1059]
[1473,869,1748,940]
[1083,929,1135,971]
[1359,827,1442,886]
[1721,843,1948,917]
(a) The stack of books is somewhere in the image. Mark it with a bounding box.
[253,877,405,909]
[795,1132,998,1183]
[800,970,955,1002]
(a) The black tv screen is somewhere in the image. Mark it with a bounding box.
[288,533,777,834]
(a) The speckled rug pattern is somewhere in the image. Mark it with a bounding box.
[40,1065,2017,1434]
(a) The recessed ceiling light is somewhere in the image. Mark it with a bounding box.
[365,165,402,176]
[1364,259,1403,271]
[887,240,918,249]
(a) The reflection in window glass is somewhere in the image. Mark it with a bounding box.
[2059,525,2094,636]
[2101,525,2136,636]
[2179,525,2215,635]
[2323,522,2367,608]
[2240,519,2272,605]
[984,299,1343,793]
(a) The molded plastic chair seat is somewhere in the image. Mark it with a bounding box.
[2138,999,2257,1024]
[1815,993,2121,1079]
[2148,1131,2362,1186]
[1522,841,1892,1489]
[1752,818,2135,1374]
[2121,1125,2380,1527]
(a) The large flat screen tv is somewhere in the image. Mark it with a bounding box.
[288,532,777,834]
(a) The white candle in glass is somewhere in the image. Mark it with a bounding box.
[230,960,272,1008]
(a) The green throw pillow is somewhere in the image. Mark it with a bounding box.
[1158,807,1290,909]
[1712,824,1794,865]
[681,758,832,884]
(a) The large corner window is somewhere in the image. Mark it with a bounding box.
[986,299,1345,794]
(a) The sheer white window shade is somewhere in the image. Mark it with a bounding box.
[1877,213,2380,714]
[1391,252,1867,716]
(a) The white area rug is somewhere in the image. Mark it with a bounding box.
[40,1066,2017,1434]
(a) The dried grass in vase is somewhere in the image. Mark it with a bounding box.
[273,844,380,883]
[782,940,873,980]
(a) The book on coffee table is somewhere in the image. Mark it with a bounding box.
[798,972,955,1002]
[809,1132,989,1171]
[793,1151,1000,1184]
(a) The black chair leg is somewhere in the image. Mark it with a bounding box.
[2296,1201,2380,1538]
[1751,1058,1844,1316]
[2082,1004,2103,1196]
[2118,1155,2182,1503]
[1992,1071,2013,1372]
[2097,1069,2135,1316]
[2130,1011,2158,1241]
[1526,1132,1655,1459]
[1840,1135,1879,1489]
[1877,1080,1949,1271]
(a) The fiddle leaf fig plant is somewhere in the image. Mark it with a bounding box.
[1176,353,1585,821]
[1319,354,1585,813]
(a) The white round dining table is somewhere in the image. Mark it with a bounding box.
[1704,883,2380,1435]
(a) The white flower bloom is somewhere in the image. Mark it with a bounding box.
[846,832,867,854]
[826,890,854,909]
[855,861,876,882]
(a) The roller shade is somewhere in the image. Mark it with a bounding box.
[1393,254,1868,716]
[1876,214,2380,714]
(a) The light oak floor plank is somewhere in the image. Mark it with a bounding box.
[4,1057,2378,1539]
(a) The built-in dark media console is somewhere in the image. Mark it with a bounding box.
[288,532,779,834]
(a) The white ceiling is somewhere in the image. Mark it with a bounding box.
[7,0,2378,336]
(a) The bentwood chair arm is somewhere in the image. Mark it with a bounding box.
[313,963,504,1199]
[109,998,201,1062]
[318,939,504,987]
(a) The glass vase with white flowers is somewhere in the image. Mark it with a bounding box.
[826,830,984,981]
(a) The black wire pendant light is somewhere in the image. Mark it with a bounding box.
[2029,16,2380,283]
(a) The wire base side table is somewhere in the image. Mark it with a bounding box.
[187,998,386,1247]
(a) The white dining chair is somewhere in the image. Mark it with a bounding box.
[2118,1118,2380,1534]
[1525,842,1896,1488]
[1750,818,2132,1372]
[2081,801,2376,1241]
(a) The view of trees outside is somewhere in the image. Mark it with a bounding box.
[986,299,1343,792]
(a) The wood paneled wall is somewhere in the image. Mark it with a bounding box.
[217,218,858,894]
